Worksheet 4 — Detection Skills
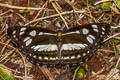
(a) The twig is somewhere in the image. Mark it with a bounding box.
[103,33,120,42]
[39,67,55,80]
[94,0,112,5]
[105,57,120,80]
[24,10,85,26]
[89,68,104,79]
[34,1,48,20]
[0,3,48,10]
[0,9,13,16]
[51,2,69,29]
[0,41,27,80]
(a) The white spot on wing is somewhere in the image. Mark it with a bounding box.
[71,56,75,59]
[87,51,90,53]
[19,31,24,35]
[61,44,72,50]
[83,44,88,47]
[12,31,16,34]
[31,44,58,51]
[73,44,86,49]
[56,57,58,59]
[61,43,87,51]
[88,35,95,39]
[50,57,56,60]
[75,30,80,33]
[92,25,98,28]
[63,30,80,35]
[63,56,70,60]
[38,32,56,36]
[33,55,37,58]
[87,36,93,44]
[20,27,26,31]
[24,37,30,42]
[29,53,32,56]
[82,28,89,34]
[25,38,32,46]
[83,53,86,56]
[93,28,98,32]
[102,27,105,31]
[38,56,42,60]
[30,30,36,36]
[44,57,48,60]
[38,32,43,35]
[31,46,35,49]
[77,55,81,58]
[102,31,105,34]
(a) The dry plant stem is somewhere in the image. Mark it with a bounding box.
[103,33,120,42]
[16,13,29,23]
[0,41,27,80]
[0,3,47,10]
[113,0,118,8]
[85,0,98,23]
[112,41,118,57]
[98,49,114,53]
[0,39,10,54]
[94,0,112,5]
[51,2,69,29]
[0,9,13,16]
[14,75,33,80]
[105,57,120,80]
[17,50,27,80]
[0,32,6,39]
[0,40,11,62]
[0,41,17,49]
[39,67,55,80]
[24,10,85,26]
[0,49,15,63]
[89,68,104,79]
[110,6,120,14]
[34,1,48,20]
[97,13,104,21]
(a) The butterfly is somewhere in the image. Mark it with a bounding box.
[7,23,110,67]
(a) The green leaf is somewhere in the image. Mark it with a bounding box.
[25,10,34,15]
[77,68,85,79]
[114,39,120,44]
[19,9,25,14]
[29,11,34,15]
[101,2,112,10]
[116,0,120,9]
[0,64,15,80]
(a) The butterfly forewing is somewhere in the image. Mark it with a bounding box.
[7,23,110,67]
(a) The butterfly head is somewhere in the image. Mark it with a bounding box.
[57,28,63,42]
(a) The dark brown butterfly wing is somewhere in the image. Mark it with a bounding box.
[7,23,110,67]
[60,23,110,66]
[7,26,59,66]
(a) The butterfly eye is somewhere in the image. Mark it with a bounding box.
[7,23,110,67]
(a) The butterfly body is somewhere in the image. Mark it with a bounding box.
[7,23,110,67]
